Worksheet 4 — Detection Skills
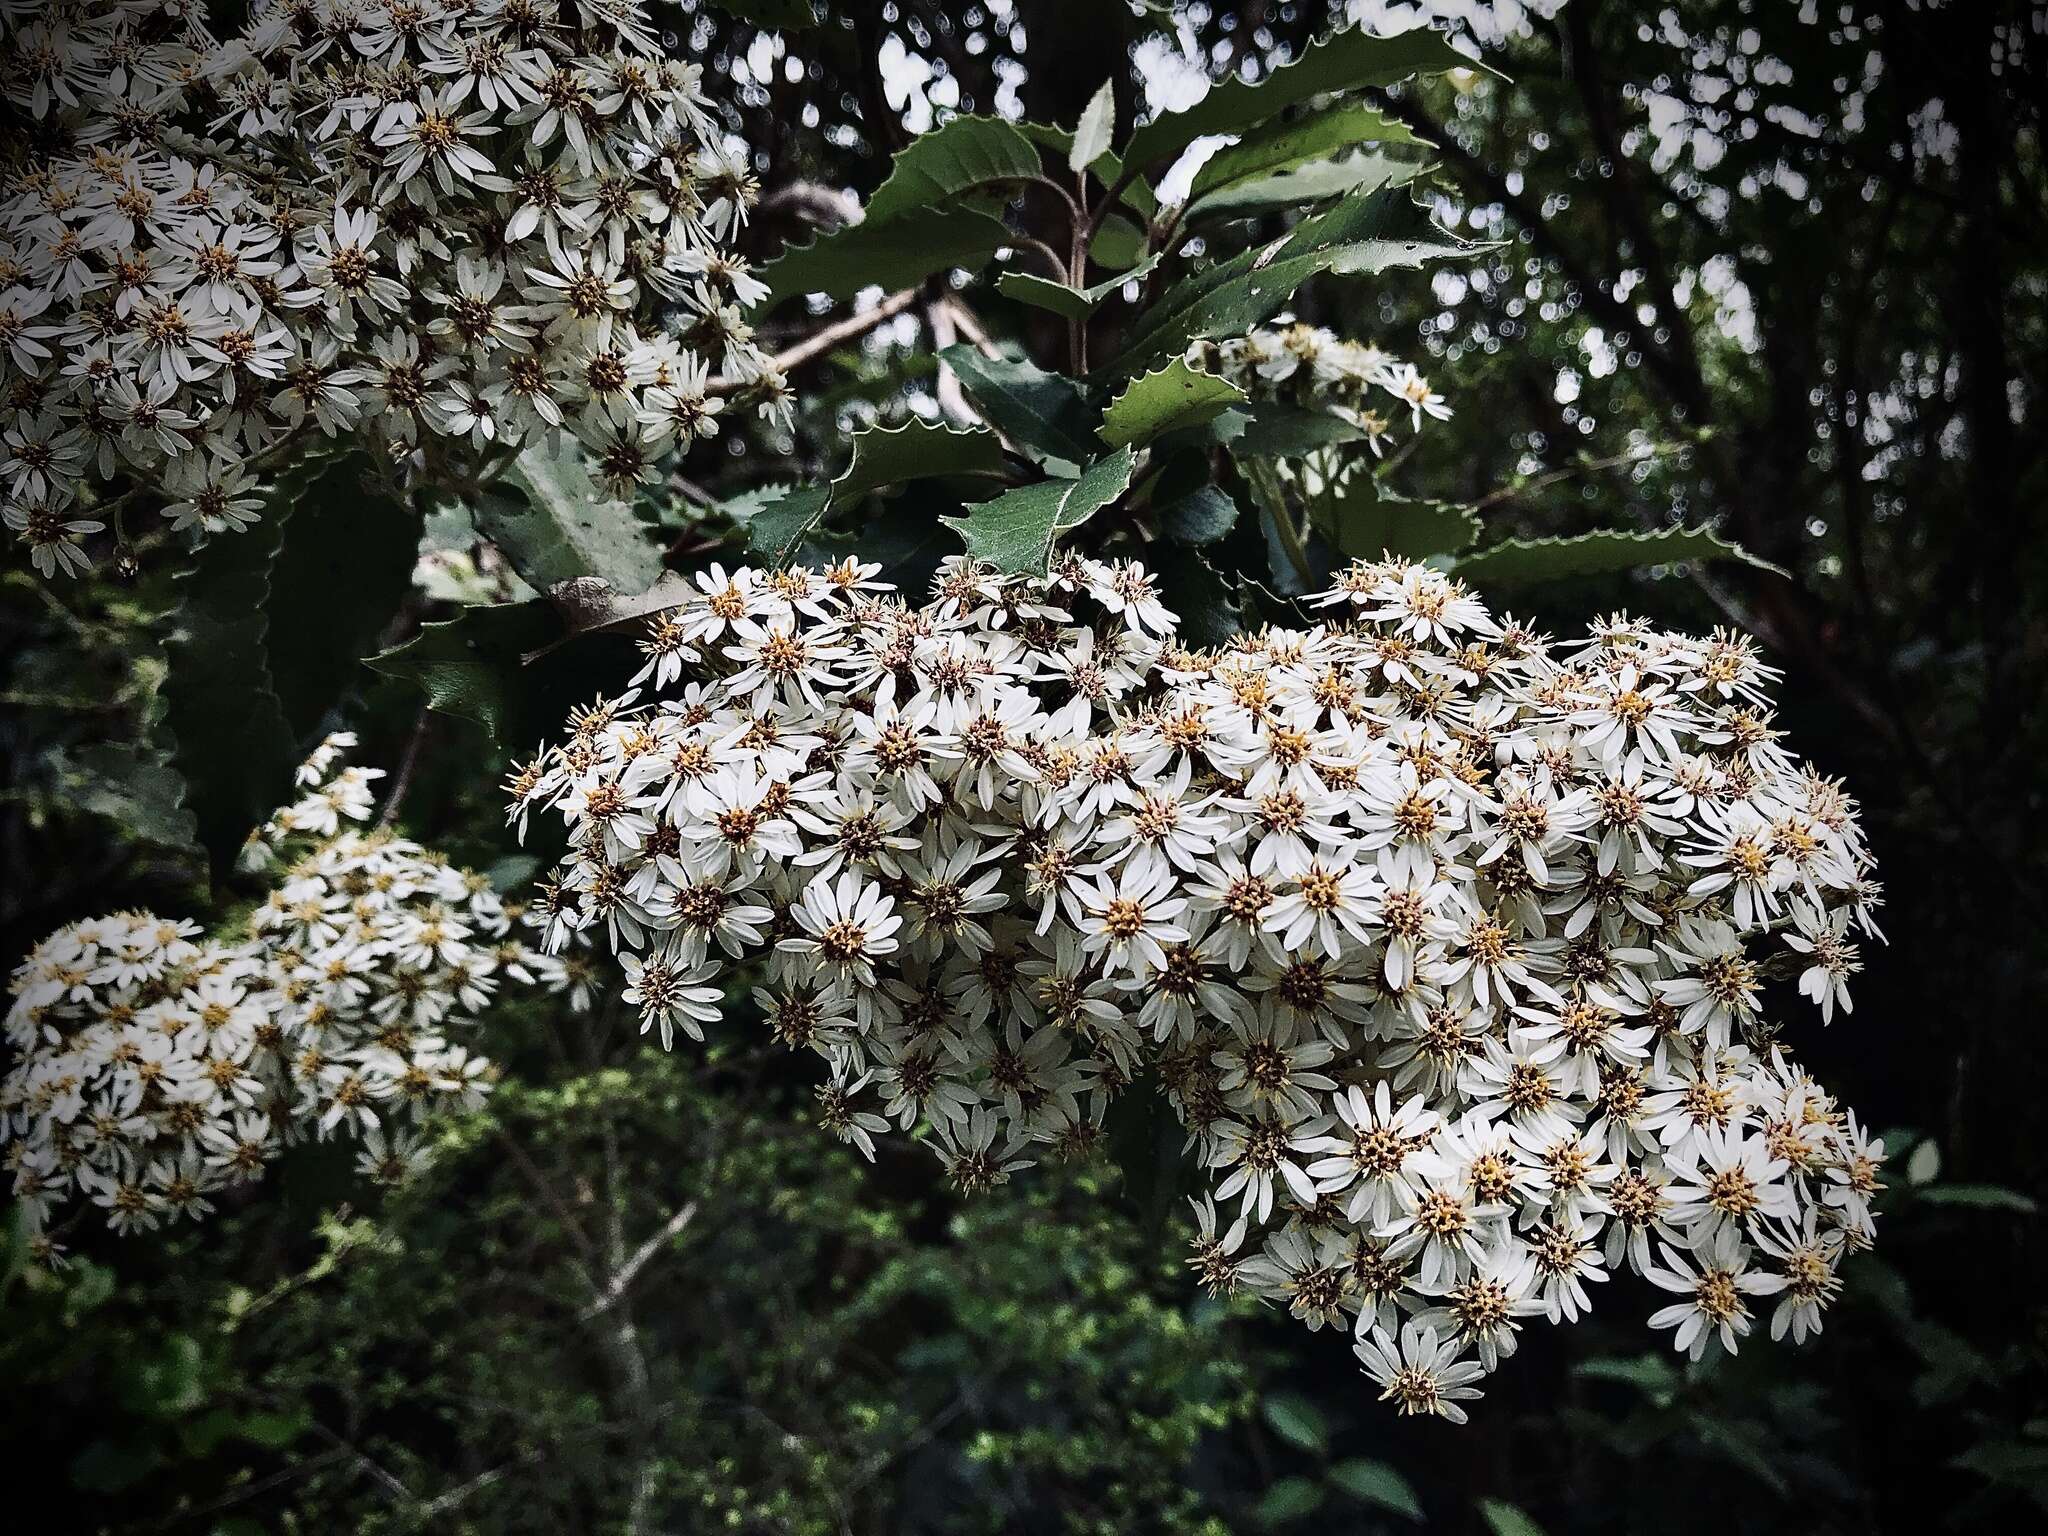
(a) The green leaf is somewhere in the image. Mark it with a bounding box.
[1069,81,1116,172]
[266,456,420,739]
[1918,1184,2039,1214]
[1015,122,1160,218]
[1260,1392,1329,1455]
[1110,183,1473,373]
[1478,1500,1550,1536]
[1187,153,1415,225]
[748,420,1007,565]
[1451,525,1789,585]
[995,252,1163,321]
[1255,1477,1326,1525]
[837,418,1007,503]
[484,443,665,594]
[1232,402,1376,458]
[944,448,1135,576]
[163,484,302,883]
[745,484,834,567]
[1189,102,1427,202]
[1151,545,1248,648]
[1329,1459,1423,1521]
[762,207,1015,304]
[54,744,199,853]
[1100,357,1247,448]
[940,346,1100,468]
[863,116,1045,223]
[365,601,564,747]
[1573,1352,1681,1403]
[1090,212,1150,270]
[761,117,1044,303]
[1159,486,1240,545]
[995,272,1097,323]
[1322,484,1483,561]
[1122,25,1491,174]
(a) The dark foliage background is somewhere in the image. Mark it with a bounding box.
[4,1,2043,1532]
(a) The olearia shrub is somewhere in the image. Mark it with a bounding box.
[0,0,779,577]
[0,0,1897,1461]
[511,554,1886,1421]
[3,733,581,1259]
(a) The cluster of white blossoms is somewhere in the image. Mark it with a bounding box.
[0,0,779,577]
[2,735,582,1262]
[1192,323,1453,456]
[512,552,1887,1422]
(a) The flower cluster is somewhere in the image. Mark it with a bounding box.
[512,553,1886,1420]
[0,0,779,577]
[2,735,580,1261]
[1193,323,1452,457]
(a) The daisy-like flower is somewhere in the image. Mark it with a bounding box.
[0,2,775,580]
[782,872,903,991]
[494,555,1885,1426]
[1355,1321,1487,1424]
[1645,1227,1787,1360]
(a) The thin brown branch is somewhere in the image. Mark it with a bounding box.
[707,286,919,392]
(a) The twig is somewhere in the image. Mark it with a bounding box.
[755,179,861,227]
[705,285,918,392]
[415,1452,544,1520]
[308,1423,414,1505]
[374,707,432,830]
[1470,448,1660,511]
[940,298,1003,359]
[578,1200,699,1322]
[927,302,979,426]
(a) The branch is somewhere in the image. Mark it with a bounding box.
[706,285,918,392]
[755,179,861,228]
[578,1201,698,1322]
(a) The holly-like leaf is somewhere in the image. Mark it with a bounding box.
[1151,543,1247,648]
[862,116,1044,223]
[53,743,200,854]
[747,420,1007,565]
[482,443,665,595]
[1231,402,1375,459]
[1451,525,1789,585]
[1185,153,1415,225]
[994,251,1162,322]
[366,600,564,747]
[762,207,1015,304]
[744,484,834,567]
[266,457,420,741]
[940,346,1100,469]
[1158,486,1241,545]
[760,117,1044,303]
[1100,357,1247,448]
[943,447,1135,576]
[162,500,299,884]
[1188,102,1427,203]
[1109,183,1475,373]
[1069,80,1116,172]
[1321,482,1483,561]
[1120,25,1491,174]
[837,418,1007,503]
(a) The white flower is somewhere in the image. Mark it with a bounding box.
[1355,1321,1487,1424]
[497,556,1888,1425]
